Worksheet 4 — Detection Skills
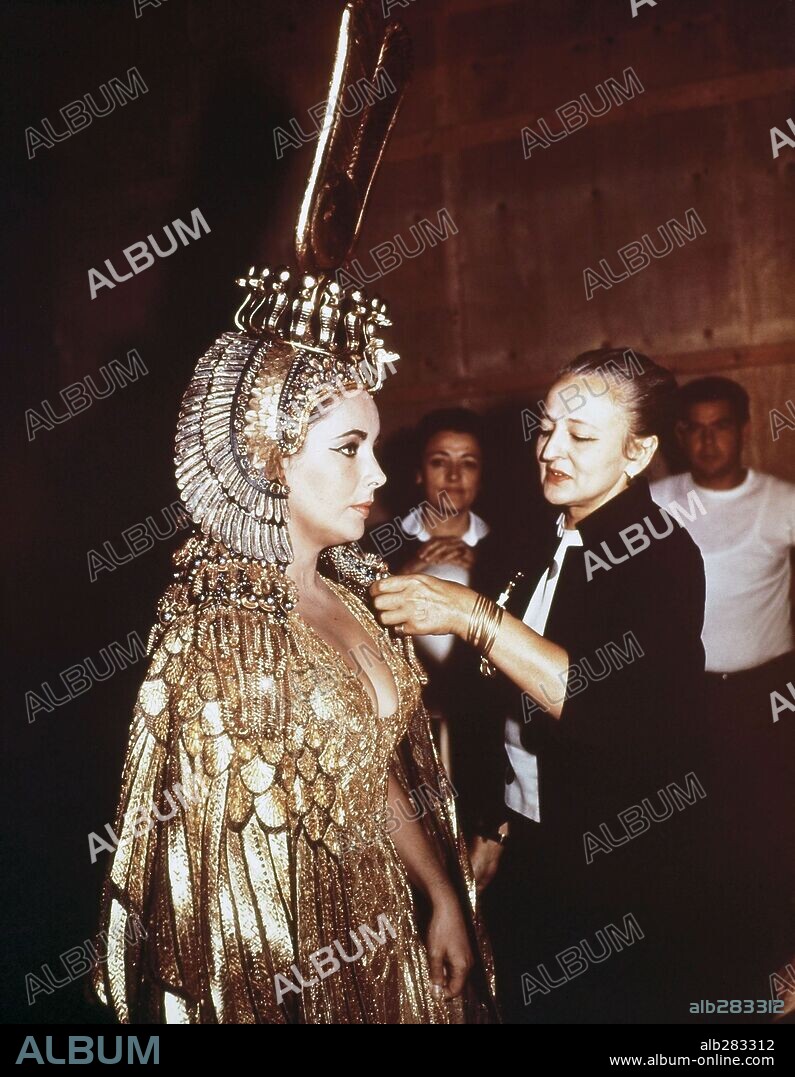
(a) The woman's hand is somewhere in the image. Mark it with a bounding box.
[426,890,474,1000]
[400,537,475,575]
[370,574,477,637]
[468,833,506,893]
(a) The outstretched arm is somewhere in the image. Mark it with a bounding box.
[372,574,570,718]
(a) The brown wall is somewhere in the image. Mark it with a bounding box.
[18,0,795,483]
[361,0,795,481]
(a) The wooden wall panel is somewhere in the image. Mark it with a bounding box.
[729,93,795,343]
[364,0,795,490]
[437,6,729,129]
[37,0,795,486]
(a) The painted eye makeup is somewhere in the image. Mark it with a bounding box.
[333,441,359,457]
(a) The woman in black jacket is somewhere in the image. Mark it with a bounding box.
[373,409,508,846]
[372,351,723,1023]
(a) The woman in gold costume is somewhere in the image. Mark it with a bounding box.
[90,1,497,1025]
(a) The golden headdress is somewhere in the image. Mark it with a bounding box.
[175,1,411,565]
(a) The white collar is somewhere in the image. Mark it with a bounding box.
[555,513,583,545]
[399,508,490,546]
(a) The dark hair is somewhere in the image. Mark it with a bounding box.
[413,407,485,464]
[677,376,750,426]
[554,348,677,445]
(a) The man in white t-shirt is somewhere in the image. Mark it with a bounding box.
[651,377,795,962]
[651,376,793,677]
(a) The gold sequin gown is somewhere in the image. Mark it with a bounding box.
[91,533,498,1024]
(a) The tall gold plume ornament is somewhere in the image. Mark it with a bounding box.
[175,1,412,565]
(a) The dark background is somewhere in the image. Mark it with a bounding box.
[3,0,794,1023]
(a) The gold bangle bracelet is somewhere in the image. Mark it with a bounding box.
[467,594,502,656]
[466,594,490,648]
[473,599,490,649]
[481,604,504,660]
[469,598,489,646]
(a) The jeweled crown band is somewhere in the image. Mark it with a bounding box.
[234,265,398,373]
[174,266,401,566]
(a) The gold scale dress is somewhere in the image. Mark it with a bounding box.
[92,532,498,1023]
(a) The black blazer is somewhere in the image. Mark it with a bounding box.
[490,478,710,916]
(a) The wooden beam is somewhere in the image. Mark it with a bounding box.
[389,66,795,161]
[382,341,795,407]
